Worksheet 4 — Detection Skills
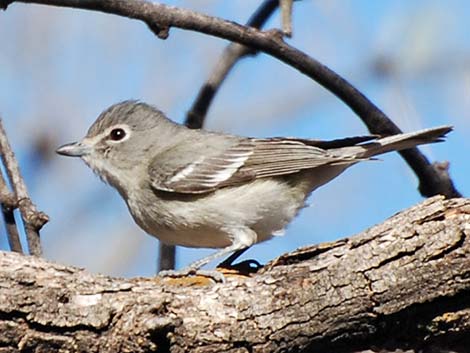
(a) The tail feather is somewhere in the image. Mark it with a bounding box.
[334,126,453,159]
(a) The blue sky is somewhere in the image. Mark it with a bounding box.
[0,1,468,276]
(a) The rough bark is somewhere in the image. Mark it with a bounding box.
[0,196,469,353]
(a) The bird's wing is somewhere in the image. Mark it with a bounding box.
[148,136,254,194]
[149,136,369,194]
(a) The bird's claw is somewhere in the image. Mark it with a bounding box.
[217,259,263,274]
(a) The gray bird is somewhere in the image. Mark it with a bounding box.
[56,101,452,271]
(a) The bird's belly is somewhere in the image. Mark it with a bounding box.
[126,178,311,249]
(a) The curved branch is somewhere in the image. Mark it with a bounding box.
[1,0,461,199]
[0,197,469,352]
[185,0,280,128]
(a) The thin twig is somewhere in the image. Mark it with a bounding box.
[158,0,282,272]
[0,172,23,253]
[158,242,175,272]
[280,0,293,37]
[0,119,48,256]
[185,0,280,128]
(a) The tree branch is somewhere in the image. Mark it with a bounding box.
[0,170,23,253]
[185,0,280,129]
[0,119,48,256]
[1,0,461,198]
[280,0,293,36]
[157,242,175,272]
[0,196,469,352]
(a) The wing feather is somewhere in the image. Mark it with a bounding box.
[153,140,254,193]
[150,137,363,194]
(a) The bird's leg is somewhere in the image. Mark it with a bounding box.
[217,248,249,267]
[158,228,258,282]
[188,243,249,270]
[158,243,250,283]
[158,244,247,283]
[216,228,263,272]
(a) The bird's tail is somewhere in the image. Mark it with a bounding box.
[334,126,453,159]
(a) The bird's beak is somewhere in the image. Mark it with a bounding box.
[56,140,92,157]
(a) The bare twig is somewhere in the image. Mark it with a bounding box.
[0,119,48,256]
[1,0,461,199]
[0,172,23,253]
[185,0,280,129]
[280,0,293,36]
[158,242,175,271]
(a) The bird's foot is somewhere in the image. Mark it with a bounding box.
[217,258,263,275]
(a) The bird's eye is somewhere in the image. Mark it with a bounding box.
[109,128,126,141]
